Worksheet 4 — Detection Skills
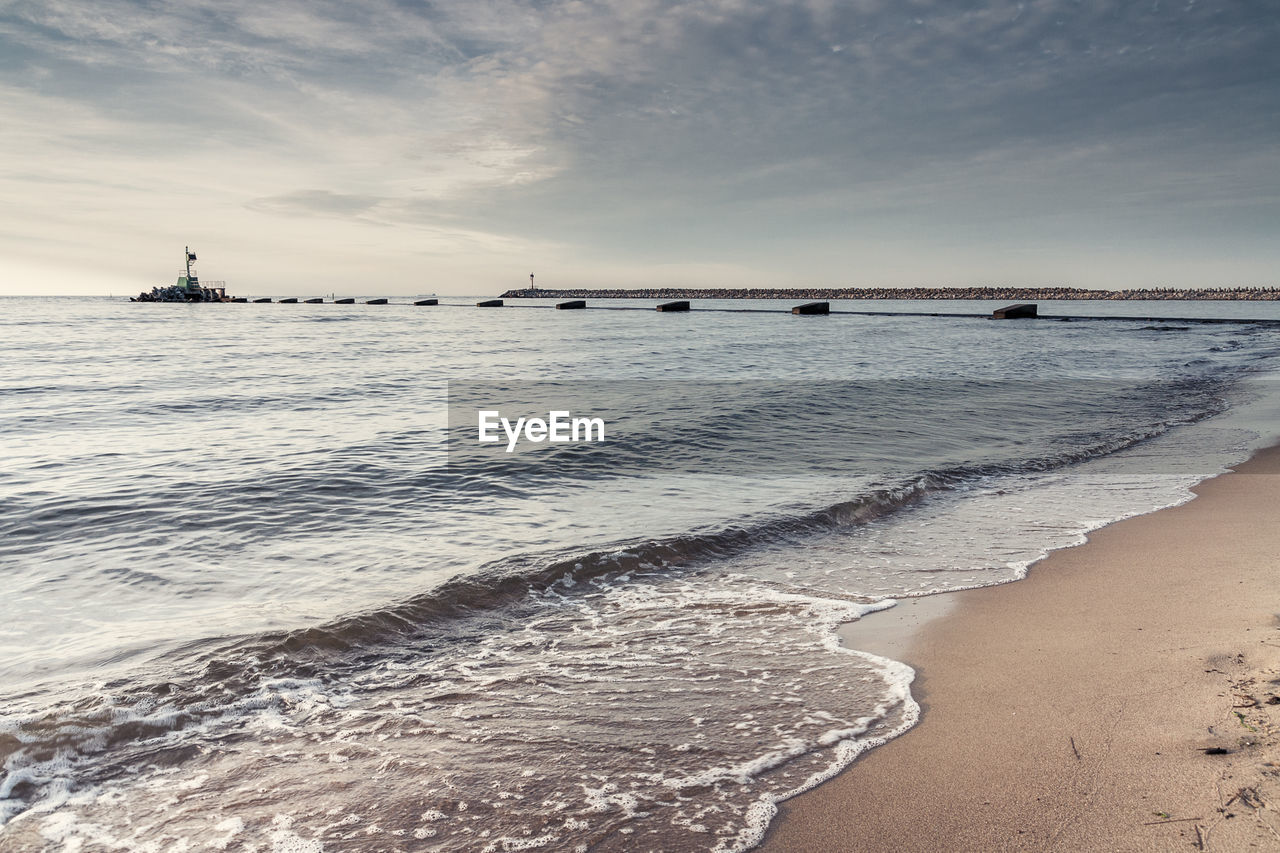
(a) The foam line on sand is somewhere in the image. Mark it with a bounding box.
[764,445,1280,852]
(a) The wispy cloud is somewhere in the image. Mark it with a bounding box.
[1,0,1277,292]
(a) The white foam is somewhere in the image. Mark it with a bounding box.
[210,816,244,850]
[1,675,351,830]
[269,814,323,853]
[480,832,558,852]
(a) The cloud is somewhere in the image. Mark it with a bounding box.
[1,0,1278,291]
[245,189,385,218]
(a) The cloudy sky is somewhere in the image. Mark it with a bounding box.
[2,0,1277,295]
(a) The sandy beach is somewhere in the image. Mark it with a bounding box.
[764,445,1280,852]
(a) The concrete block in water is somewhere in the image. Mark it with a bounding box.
[278,298,298,304]
[414,299,439,306]
[366,298,388,305]
[253,297,272,303]
[792,301,830,315]
[656,300,690,312]
[304,298,324,304]
[992,303,1038,319]
[557,300,586,309]
[334,298,355,304]
[477,299,504,307]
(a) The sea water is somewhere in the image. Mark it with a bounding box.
[2,296,1280,851]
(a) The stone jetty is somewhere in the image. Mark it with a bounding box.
[500,286,1280,301]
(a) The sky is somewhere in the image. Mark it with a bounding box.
[1,0,1278,296]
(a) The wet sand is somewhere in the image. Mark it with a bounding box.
[764,445,1280,852]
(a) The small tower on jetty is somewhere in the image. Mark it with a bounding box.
[530,273,536,294]
[178,246,198,293]
[130,245,228,301]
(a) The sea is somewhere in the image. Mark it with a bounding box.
[3,295,1280,852]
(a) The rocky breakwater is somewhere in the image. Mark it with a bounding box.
[500,286,1280,301]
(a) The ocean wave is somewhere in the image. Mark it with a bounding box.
[0,392,1227,828]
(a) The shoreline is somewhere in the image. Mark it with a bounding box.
[762,445,1280,852]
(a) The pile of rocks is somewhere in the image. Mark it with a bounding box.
[132,284,204,302]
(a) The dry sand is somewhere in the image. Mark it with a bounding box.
[763,445,1280,852]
